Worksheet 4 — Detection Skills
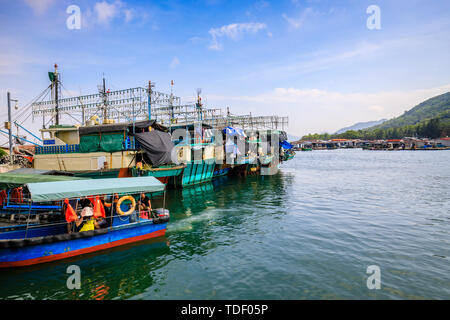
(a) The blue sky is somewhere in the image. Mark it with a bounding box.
[1,0,450,140]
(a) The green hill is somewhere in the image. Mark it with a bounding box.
[371,91,450,130]
[301,91,450,140]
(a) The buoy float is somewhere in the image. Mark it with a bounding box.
[116,195,136,216]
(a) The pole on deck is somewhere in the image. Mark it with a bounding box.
[7,92,13,163]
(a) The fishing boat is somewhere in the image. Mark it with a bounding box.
[166,122,217,187]
[0,176,169,268]
[27,65,186,183]
[34,119,185,184]
[10,65,292,186]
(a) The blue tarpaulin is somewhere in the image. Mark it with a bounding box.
[280,140,293,149]
[223,126,246,137]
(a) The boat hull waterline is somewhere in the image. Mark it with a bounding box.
[0,221,167,268]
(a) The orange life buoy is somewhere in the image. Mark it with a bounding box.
[116,196,136,216]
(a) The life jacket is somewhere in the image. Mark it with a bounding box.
[64,198,77,223]
[87,196,95,206]
[11,188,23,203]
[93,196,106,218]
[0,190,7,205]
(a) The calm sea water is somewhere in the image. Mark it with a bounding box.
[1,149,449,300]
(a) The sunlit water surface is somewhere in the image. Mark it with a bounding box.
[1,149,449,299]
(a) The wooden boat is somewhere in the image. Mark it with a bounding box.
[0,176,169,268]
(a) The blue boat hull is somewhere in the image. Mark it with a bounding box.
[0,221,166,268]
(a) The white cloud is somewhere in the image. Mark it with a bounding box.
[95,1,122,25]
[282,7,314,29]
[23,0,56,15]
[243,41,384,80]
[208,22,267,50]
[84,0,136,26]
[369,105,384,112]
[170,57,180,69]
[207,84,450,136]
[124,9,134,23]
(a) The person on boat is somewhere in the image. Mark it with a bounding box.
[79,196,93,209]
[138,193,152,212]
[75,206,98,232]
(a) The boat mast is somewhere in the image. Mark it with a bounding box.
[52,64,59,125]
[102,76,107,121]
[196,88,202,121]
[147,80,154,120]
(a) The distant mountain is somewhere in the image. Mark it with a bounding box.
[301,91,450,140]
[335,119,387,134]
[370,91,450,130]
[287,133,300,141]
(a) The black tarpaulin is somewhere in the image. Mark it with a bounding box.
[130,120,169,133]
[135,131,174,166]
[79,123,129,135]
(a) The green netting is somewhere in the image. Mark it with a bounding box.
[79,133,125,153]
[100,133,124,152]
[79,135,100,152]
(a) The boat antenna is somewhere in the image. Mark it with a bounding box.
[170,80,174,124]
[50,64,60,125]
[97,74,108,123]
[147,80,154,120]
[196,88,202,121]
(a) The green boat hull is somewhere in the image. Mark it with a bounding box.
[169,159,216,187]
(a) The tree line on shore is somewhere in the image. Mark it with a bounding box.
[302,92,450,141]
[302,112,450,141]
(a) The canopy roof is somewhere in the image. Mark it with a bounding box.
[0,173,85,189]
[27,176,165,202]
[7,168,75,176]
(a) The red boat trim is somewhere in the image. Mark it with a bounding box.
[0,228,166,268]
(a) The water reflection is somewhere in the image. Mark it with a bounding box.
[0,173,289,300]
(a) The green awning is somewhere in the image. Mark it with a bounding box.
[0,173,86,190]
[27,176,165,202]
